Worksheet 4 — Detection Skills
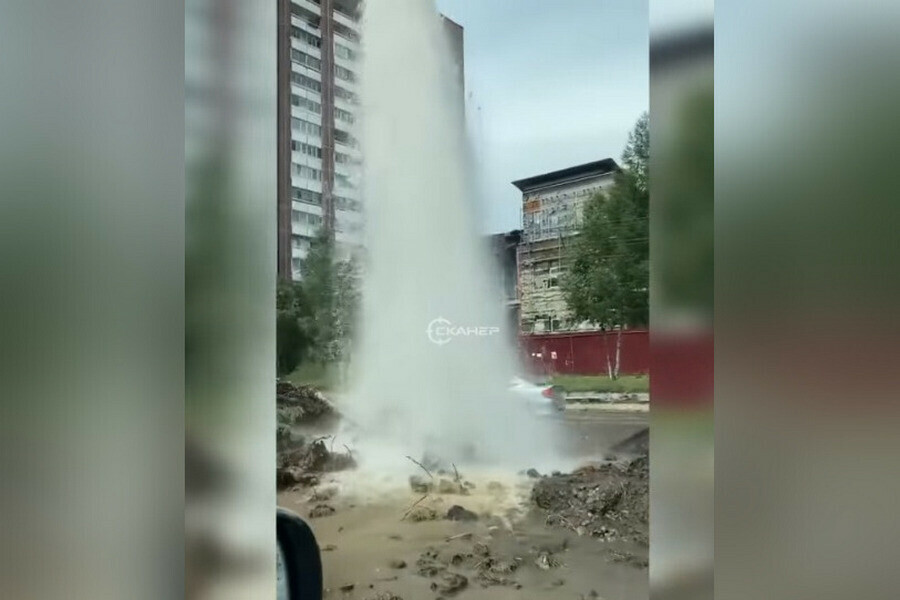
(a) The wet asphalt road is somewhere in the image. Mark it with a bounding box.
[558,409,648,460]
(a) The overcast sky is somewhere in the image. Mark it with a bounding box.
[435,0,649,233]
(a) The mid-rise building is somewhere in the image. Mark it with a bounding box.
[277,0,464,280]
[512,158,619,333]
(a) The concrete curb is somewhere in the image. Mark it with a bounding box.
[566,402,649,413]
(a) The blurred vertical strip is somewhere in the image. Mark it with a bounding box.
[186,0,276,597]
[0,0,183,598]
[716,1,900,599]
[649,1,714,598]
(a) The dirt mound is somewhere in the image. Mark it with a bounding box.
[276,437,356,490]
[531,456,648,546]
[276,382,338,427]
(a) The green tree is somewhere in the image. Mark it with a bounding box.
[276,280,312,376]
[621,111,649,194]
[299,229,337,364]
[563,115,649,378]
[275,229,361,379]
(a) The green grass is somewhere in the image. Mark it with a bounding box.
[549,373,649,394]
[281,362,342,391]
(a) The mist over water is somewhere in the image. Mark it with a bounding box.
[343,0,561,473]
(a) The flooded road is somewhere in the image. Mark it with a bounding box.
[278,411,649,600]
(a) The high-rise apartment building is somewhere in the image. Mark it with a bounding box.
[277,0,464,280]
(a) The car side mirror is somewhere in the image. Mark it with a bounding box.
[277,508,323,600]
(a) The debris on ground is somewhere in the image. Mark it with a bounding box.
[437,478,468,495]
[308,504,336,519]
[446,505,478,522]
[531,454,649,547]
[533,551,561,570]
[387,559,407,569]
[365,593,403,600]
[406,505,439,522]
[321,544,337,552]
[408,475,432,494]
[413,538,525,591]
[276,382,338,425]
[416,550,445,577]
[277,438,356,490]
[294,438,355,472]
[608,549,649,568]
[430,572,468,596]
[275,383,355,490]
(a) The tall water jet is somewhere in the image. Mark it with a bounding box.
[344,0,561,472]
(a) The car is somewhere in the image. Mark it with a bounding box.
[277,508,323,600]
[509,376,567,415]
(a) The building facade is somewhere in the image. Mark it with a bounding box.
[488,229,522,344]
[277,0,464,280]
[512,158,619,333]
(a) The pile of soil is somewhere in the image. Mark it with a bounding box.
[277,438,356,490]
[276,382,338,428]
[531,455,648,546]
[276,383,354,490]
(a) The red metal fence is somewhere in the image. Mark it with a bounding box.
[519,330,650,376]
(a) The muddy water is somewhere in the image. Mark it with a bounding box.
[278,465,648,600]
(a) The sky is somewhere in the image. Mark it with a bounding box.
[434,0,649,234]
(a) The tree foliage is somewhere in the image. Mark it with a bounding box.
[563,114,650,376]
[276,229,361,377]
[564,170,648,329]
[621,111,649,194]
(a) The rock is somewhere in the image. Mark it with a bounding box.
[365,593,403,600]
[321,544,337,552]
[388,534,403,541]
[407,506,438,522]
[534,552,560,570]
[388,559,407,569]
[409,475,432,494]
[339,583,355,592]
[552,578,566,587]
[437,478,466,495]
[446,505,478,522]
[309,504,336,519]
[526,468,541,478]
[415,551,445,577]
[430,572,468,596]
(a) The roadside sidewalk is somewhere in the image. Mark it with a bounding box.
[566,402,649,413]
[565,391,650,403]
